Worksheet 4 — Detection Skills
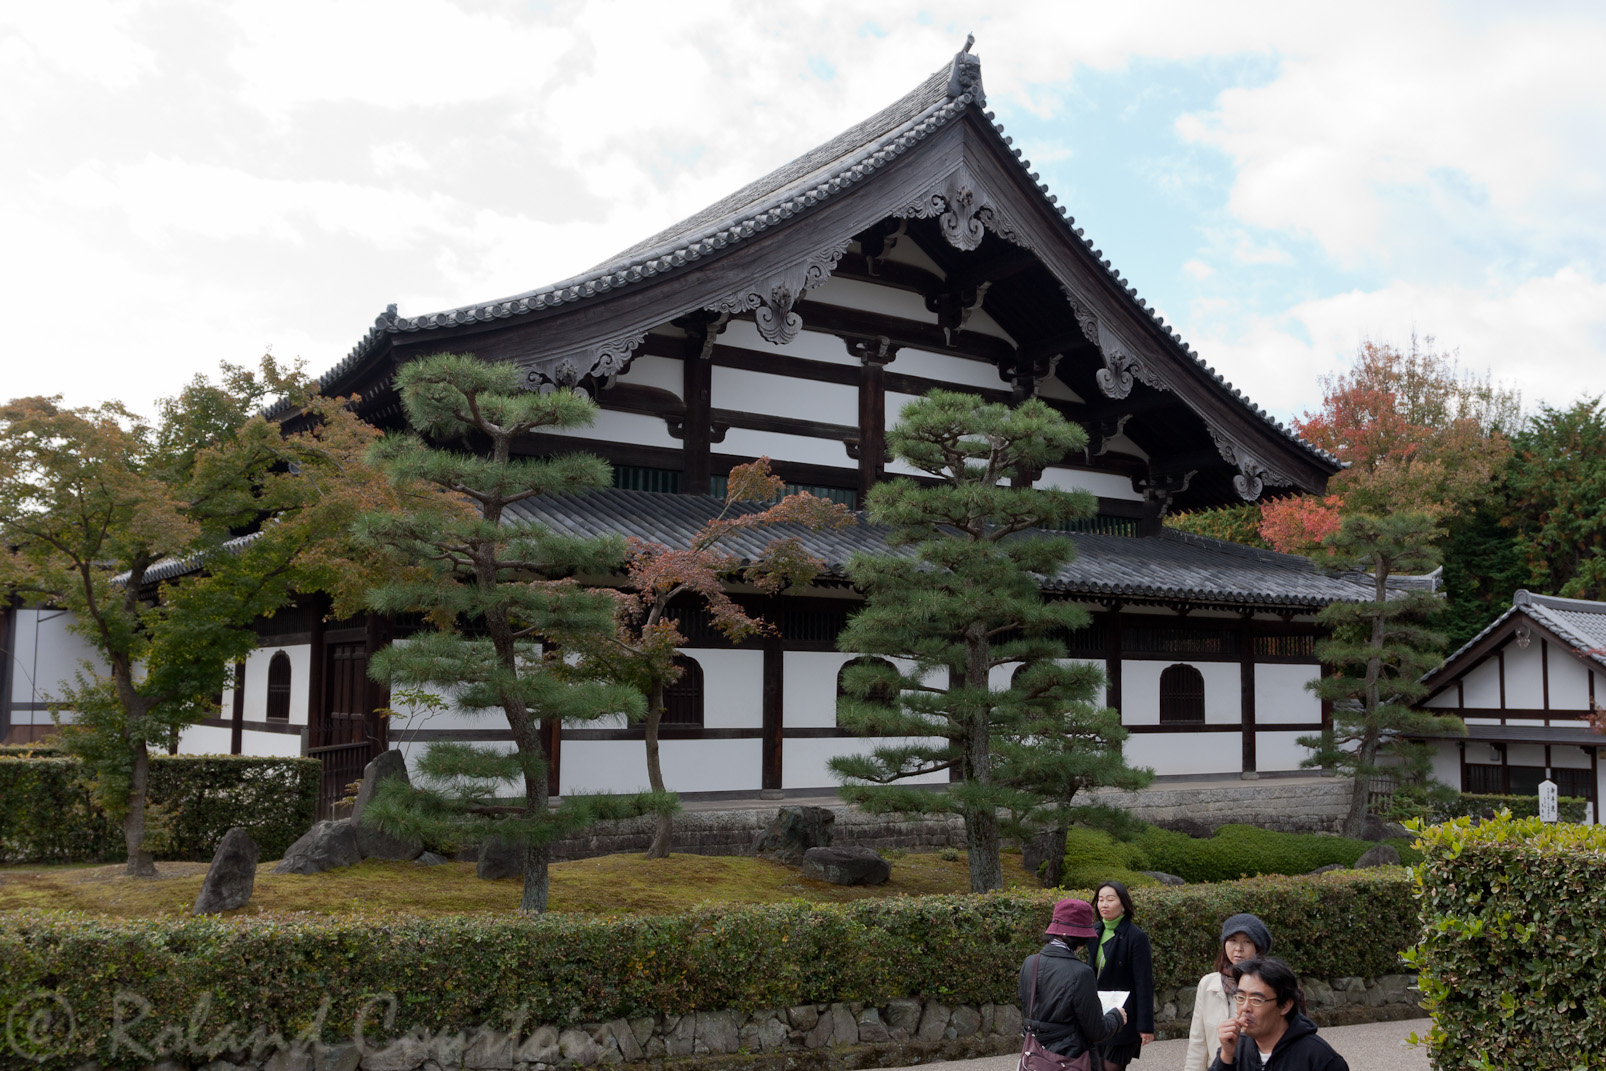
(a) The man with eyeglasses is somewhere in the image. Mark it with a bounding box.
[1210,957,1348,1070]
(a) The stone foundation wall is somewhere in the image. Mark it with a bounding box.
[104,976,1419,1070]
[548,777,1354,861]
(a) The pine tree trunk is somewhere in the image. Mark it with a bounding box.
[519,842,549,913]
[123,740,156,877]
[1344,724,1382,838]
[643,680,673,858]
[962,628,1002,892]
[964,808,1003,892]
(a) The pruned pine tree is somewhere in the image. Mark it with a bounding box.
[1300,512,1461,837]
[356,354,661,913]
[829,390,1150,893]
[578,458,852,859]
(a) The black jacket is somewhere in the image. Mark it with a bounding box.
[1207,1012,1349,1071]
[1019,942,1124,1063]
[1092,917,1155,1046]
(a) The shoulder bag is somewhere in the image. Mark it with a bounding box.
[1019,953,1093,1071]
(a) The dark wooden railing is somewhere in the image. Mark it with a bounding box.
[308,740,373,820]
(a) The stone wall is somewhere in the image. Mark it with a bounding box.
[107,976,1419,1070]
[548,777,1354,861]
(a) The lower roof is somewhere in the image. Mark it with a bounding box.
[508,488,1381,611]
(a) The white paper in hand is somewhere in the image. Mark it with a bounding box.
[1098,991,1129,1015]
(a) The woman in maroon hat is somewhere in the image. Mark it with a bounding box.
[1018,898,1127,1070]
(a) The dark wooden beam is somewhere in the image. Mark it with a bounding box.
[231,662,245,756]
[683,340,712,496]
[793,300,1016,364]
[762,640,783,793]
[1240,617,1257,775]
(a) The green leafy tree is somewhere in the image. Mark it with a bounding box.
[1504,397,1606,601]
[356,354,659,913]
[1165,503,1270,549]
[829,390,1150,892]
[0,362,400,875]
[578,458,851,858]
[1300,512,1461,837]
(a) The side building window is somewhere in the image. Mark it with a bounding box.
[662,654,704,727]
[837,656,899,733]
[266,652,293,721]
[1158,663,1205,724]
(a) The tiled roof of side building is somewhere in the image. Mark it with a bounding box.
[506,488,1385,610]
[1428,589,1606,681]
[274,47,1339,473]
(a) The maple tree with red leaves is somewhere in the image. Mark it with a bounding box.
[580,458,852,857]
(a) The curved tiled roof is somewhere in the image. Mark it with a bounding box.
[1433,590,1606,678]
[506,488,1379,610]
[274,48,1339,472]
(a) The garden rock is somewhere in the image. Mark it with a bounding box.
[350,749,409,821]
[752,806,835,863]
[477,837,525,880]
[272,820,360,875]
[916,1002,950,1043]
[885,998,922,1035]
[516,1026,559,1064]
[1306,862,1346,875]
[558,1027,600,1066]
[414,851,449,866]
[1022,830,1064,887]
[463,1027,515,1069]
[1360,813,1412,842]
[1303,979,1336,1007]
[948,1005,982,1039]
[694,1010,741,1055]
[192,827,260,915]
[1140,870,1186,885]
[856,1008,890,1043]
[347,818,424,863]
[1354,843,1401,868]
[800,845,890,885]
[787,1005,819,1032]
[993,1005,1023,1037]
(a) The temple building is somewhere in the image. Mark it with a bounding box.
[6,46,1397,814]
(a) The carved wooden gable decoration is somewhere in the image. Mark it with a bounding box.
[290,44,1341,512]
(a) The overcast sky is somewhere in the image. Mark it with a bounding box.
[5,1,1603,426]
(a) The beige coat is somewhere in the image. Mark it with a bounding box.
[1184,971,1235,1071]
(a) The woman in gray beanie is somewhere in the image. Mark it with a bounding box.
[1182,913,1272,1071]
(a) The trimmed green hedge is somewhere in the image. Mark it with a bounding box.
[1408,814,1606,1069]
[1432,792,1588,823]
[0,754,318,863]
[1062,819,1421,885]
[0,871,1413,1068]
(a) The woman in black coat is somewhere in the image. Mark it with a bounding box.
[1020,898,1127,1069]
[1092,881,1155,1070]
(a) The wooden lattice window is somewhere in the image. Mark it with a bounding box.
[1158,663,1206,724]
[662,655,704,727]
[266,652,292,721]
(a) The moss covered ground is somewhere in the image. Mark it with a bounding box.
[0,849,1040,919]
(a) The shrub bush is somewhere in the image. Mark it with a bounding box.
[1059,826,1157,889]
[1407,813,1606,1069]
[0,754,318,863]
[0,870,1412,1068]
[1135,824,1377,882]
[1429,792,1588,823]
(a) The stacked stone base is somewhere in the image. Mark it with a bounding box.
[94,978,1420,1070]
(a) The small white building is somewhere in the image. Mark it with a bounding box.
[1416,590,1606,821]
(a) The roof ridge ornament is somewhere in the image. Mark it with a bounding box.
[947,35,984,104]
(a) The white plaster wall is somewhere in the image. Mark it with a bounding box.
[1122,660,1240,725]
[807,276,938,325]
[893,348,1011,391]
[1548,653,1592,709]
[712,366,858,424]
[1035,376,1084,403]
[725,320,857,365]
[1550,746,1592,770]
[719,427,855,468]
[9,609,105,706]
[546,408,683,450]
[1461,658,1503,708]
[1036,466,1143,502]
[1255,664,1322,723]
[1255,731,1317,773]
[1463,717,1503,727]
[242,644,312,724]
[987,659,1107,706]
[1504,643,1543,707]
[616,354,683,397]
[785,651,856,729]
[692,649,763,729]
[1422,687,1459,709]
[178,723,233,755]
[783,736,948,790]
[878,236,947,277]
[1508,743,1546,767]
[560,738,762,794]
[1429,743,1462,788]
[1125,732,1240,776]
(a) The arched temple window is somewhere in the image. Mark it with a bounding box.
[266,652,293,721]
[1158,663,1205,725]
[661,654,704,727]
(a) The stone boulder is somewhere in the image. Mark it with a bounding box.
[752,806,835,864]
[800,845,890,886]
[1139,870,1186,886]
[348,818,424,862]
[345,749,424,861]
[1360,813,1413,842]
[351,749,410,821]
[414,851,450,867]
[192,827,260,915]
[1354,843,1401,868]
[272,820,361,875]
[1306,862,1346,875]
[1021,830,1064,888]
[478,837,526,880]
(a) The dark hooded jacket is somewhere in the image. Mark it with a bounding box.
[1207,1012,1349,1071]
[1019,941,1124,1064]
